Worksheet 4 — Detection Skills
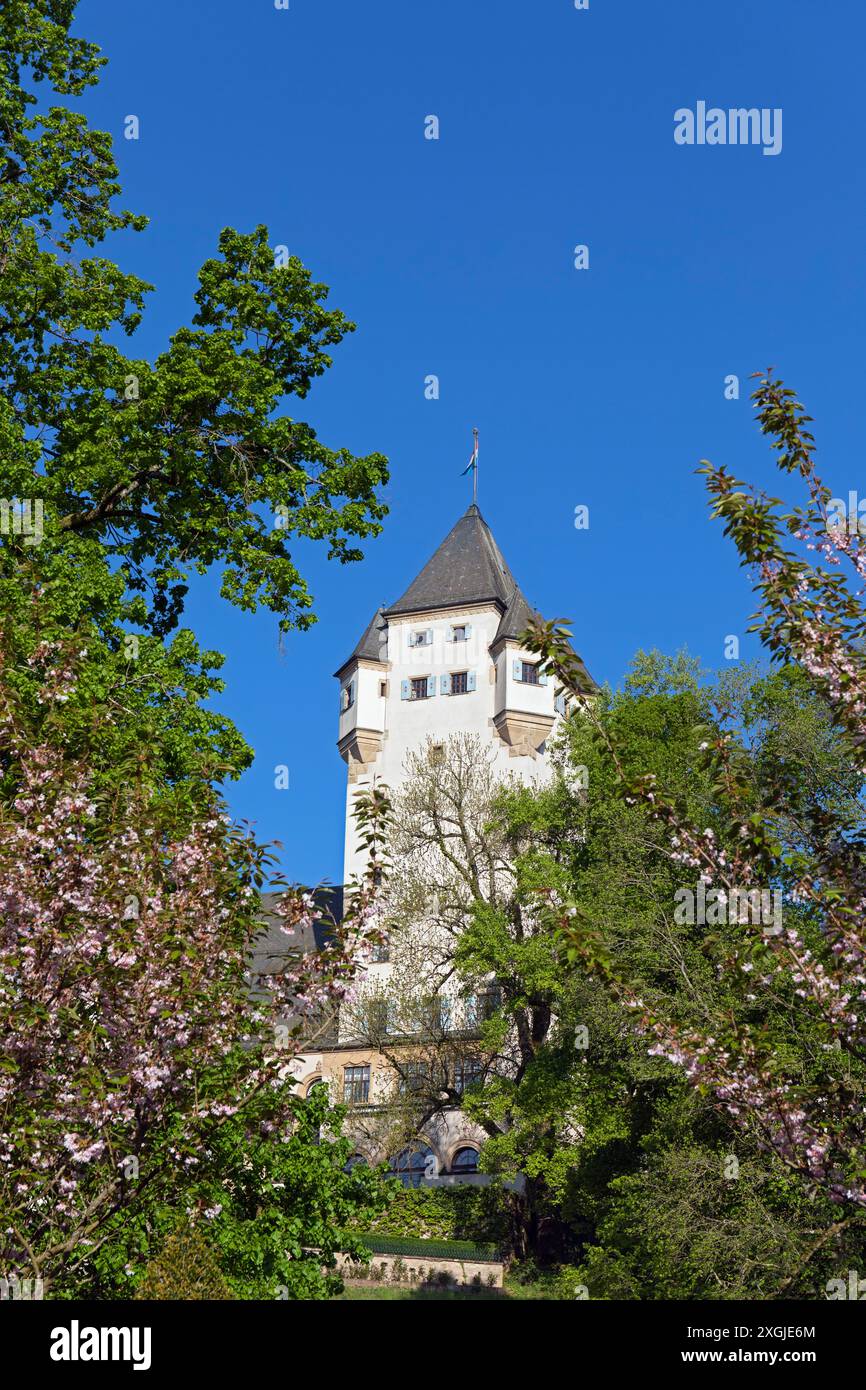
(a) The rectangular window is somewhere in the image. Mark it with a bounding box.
[478,986,501,1020]
[410,677,429,700]
[466,986,502,1029]
[415,996,447,1033]
[450,670,468,695]
[410,629,432,647]
[521,661,539,685]
[368,1000,389,1034]
[454,1057,483,1095]
[380,680,388,698]
[399,1061,430,1095]
[452,625,467,641]
[343,1065,370,1104]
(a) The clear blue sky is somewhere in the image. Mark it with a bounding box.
[78,0,866,885]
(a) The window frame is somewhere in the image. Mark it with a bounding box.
[343,1064,371,1105]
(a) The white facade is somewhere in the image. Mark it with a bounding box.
[289,506,592,1176]
[336,604,563,881]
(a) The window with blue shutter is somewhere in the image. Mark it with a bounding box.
[554,693,566,716]
[513,658,523,681]
[440,674,451,695]
[467,670,476,691]
[400,679,410,700]
[426,674,436,698]
[539,671,548,687]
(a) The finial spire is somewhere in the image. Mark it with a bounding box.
[461,427,479,502]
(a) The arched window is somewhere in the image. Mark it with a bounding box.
[451,1146,479,1174]
[306,1077,324,1098]
[344,1153,368,1173]
[388,1143,436,1187]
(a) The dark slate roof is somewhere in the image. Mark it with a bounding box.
[338,502,597,692]
[493,586,537,645]
[250,889,343,1043]
[251,887,343,979]
[334,607,387,677]
[384,504,518,616]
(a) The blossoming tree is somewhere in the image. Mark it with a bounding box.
[527,373,866,1219]
[0,615,388,1297]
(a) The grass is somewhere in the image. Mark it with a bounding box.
[336,1284,505,1300]
[335,1275,553,1301]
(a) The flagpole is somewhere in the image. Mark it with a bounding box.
[473,427,478,504]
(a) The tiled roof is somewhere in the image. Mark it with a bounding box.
[334,607,387,676]
[340,502,596,691]
[384,504,517,616]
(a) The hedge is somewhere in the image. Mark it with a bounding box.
[361,1234,502,1263]
[364,1183,509,1245]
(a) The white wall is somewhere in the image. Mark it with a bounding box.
[339,603,561,884]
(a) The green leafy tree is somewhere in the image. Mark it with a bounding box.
[1,1,387,767]
[526,374,866,1289]
[134,1227,233,1302]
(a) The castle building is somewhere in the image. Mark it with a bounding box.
[290,502,593,1183]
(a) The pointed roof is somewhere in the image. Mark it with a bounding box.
[333,606,387,676]
[337,502,596,691]
[383,504,517,617]
[492,585,536,645]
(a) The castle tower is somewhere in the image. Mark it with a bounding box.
[333,503,593,884]
[290,503,594,1178]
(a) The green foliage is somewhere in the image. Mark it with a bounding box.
[134,1227,232,1301]
[0,2,391,1303]
[1,0,388,638]
[437,649,866,1293]
[361,1235,501,1262]
[365,1184,508,1244]
[86,1078,388,1302]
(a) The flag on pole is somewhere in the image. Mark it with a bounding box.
[461,429,479,476]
